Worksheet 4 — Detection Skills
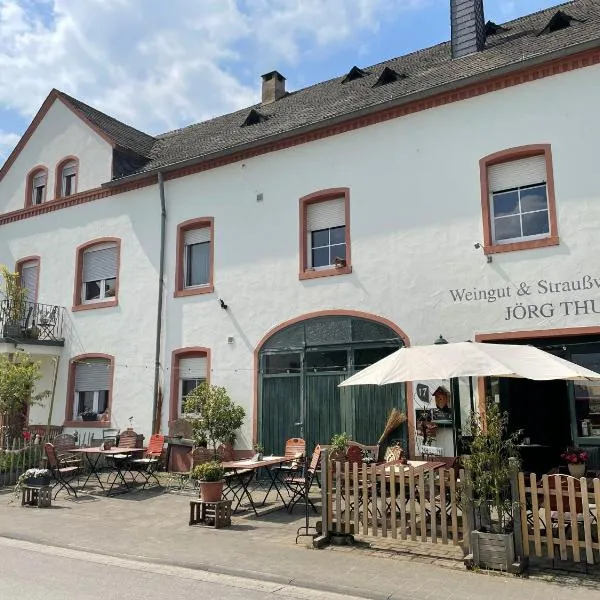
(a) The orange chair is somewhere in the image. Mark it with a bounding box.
[130,434,165,489]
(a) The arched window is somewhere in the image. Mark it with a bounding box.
[170,348,211,422]
[26,166,48,207]
[55,157,79,198]
[73,238,120,310]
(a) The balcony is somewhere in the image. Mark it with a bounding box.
[0,299,65,346]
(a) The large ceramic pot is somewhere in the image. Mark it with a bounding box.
[200,480,224,502]
[568,463,586,478]
[25,475,52,487]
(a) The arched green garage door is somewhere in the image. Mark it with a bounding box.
[258,315,406,455]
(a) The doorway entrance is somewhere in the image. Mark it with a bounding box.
[258,314,406,455]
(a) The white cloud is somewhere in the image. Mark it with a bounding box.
[0,0,424,137]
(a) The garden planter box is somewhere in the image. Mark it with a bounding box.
[24,475,52,487]
[470,531,520,572]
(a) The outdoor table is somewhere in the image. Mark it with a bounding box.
[221,456,287,515]
[71,447,146,496]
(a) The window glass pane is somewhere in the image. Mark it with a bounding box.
[330,226,345,245]
[312,247,330,268]
[305,350,347,372]
[77,391,94,415]
[522,211,549,237]
[571,352,600,437]
[330,244,346,261]
[186,242,210,286]
[85,280,101,300]
[520,185,547,213]
[264,353,301,374]
[354,347,397,371]
[311,229,329,248]
[64,174,75,196]
[492,191,519,217]
[181,378,205,412]
[105,278,117,297]
[98,390,109,414]
[493,215,521,241]
[34,186,44,205]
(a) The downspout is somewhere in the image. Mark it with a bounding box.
[46,355,60,438]
[152,172,167,434]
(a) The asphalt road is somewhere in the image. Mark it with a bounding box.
[0,538,357,600]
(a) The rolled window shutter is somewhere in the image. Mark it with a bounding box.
[20,264,38,304]
[33,173,46,187]
[83,246,117,282]
[184,227,211,246]
[62,162,77,177]
[75,359,111,392]
[488,155,546,192]
[179,357,207,379]
[307,198,345,231]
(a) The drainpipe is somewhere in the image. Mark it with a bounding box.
[152,172,167,434]
[46,355,60,438]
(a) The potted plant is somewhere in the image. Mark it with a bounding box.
[183,383,245,459]
[329,432,350,462]
[81,411,97,422]
[193,460,225,502]
[463,403,522,572]
[21,467,52,487]
[561,447,588,478]
[253,443,264,461]
[0,265,27,339]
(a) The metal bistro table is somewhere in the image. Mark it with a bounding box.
[71,447,146,496]
[221,456,288,516]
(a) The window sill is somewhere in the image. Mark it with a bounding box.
[63,420,111,428]
[299,265,352,280]
[174,285,214,298]
[72,299,118,312]
[484,236,559,255]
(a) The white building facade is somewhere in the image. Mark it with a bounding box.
[2,1,600,469]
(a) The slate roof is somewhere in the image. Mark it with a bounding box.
[58,0,600,180]
[57,91,156,158]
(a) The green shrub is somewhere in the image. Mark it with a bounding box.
[192,460,225,482]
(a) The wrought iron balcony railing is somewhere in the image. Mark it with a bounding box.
[0,299,65,345]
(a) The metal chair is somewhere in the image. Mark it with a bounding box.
[285,445,322,513]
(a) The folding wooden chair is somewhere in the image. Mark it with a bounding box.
[130,434,165,489]
[285,445,322,513]
[45,443,80,499]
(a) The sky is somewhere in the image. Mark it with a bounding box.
[0,0,564,159]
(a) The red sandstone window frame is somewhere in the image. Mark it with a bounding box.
[479,144,559,255]
[64,353,114,428]
[55,156,79,199]
[298,188,352,280]
[72,237,121,312]
[25,165,49,208]
[174,217,215,297]
[169,347,211,423]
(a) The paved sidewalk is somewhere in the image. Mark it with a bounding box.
[1,488,599,600]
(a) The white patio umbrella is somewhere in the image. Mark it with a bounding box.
[338,341,600,387]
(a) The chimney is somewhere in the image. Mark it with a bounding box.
[450,0,486,59]
[261,71,286,103]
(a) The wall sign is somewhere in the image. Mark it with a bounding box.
[449,274,600,322]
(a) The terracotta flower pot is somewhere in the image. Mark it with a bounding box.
[200,480,224,502]
[568,463,586,478]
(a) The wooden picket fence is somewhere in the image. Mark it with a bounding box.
[0,431,96,488]
[518,472,600,565]
[326,460,466,546]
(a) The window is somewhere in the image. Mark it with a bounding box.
[170,348,210,422]
[27,167,48,206]
[56,158,78,197]
[175,218,214,297]
[17,257,40,304]
[73,239,120,310]
[299,188,352,279]
[65,354,113,425]
[480,145,558,254]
